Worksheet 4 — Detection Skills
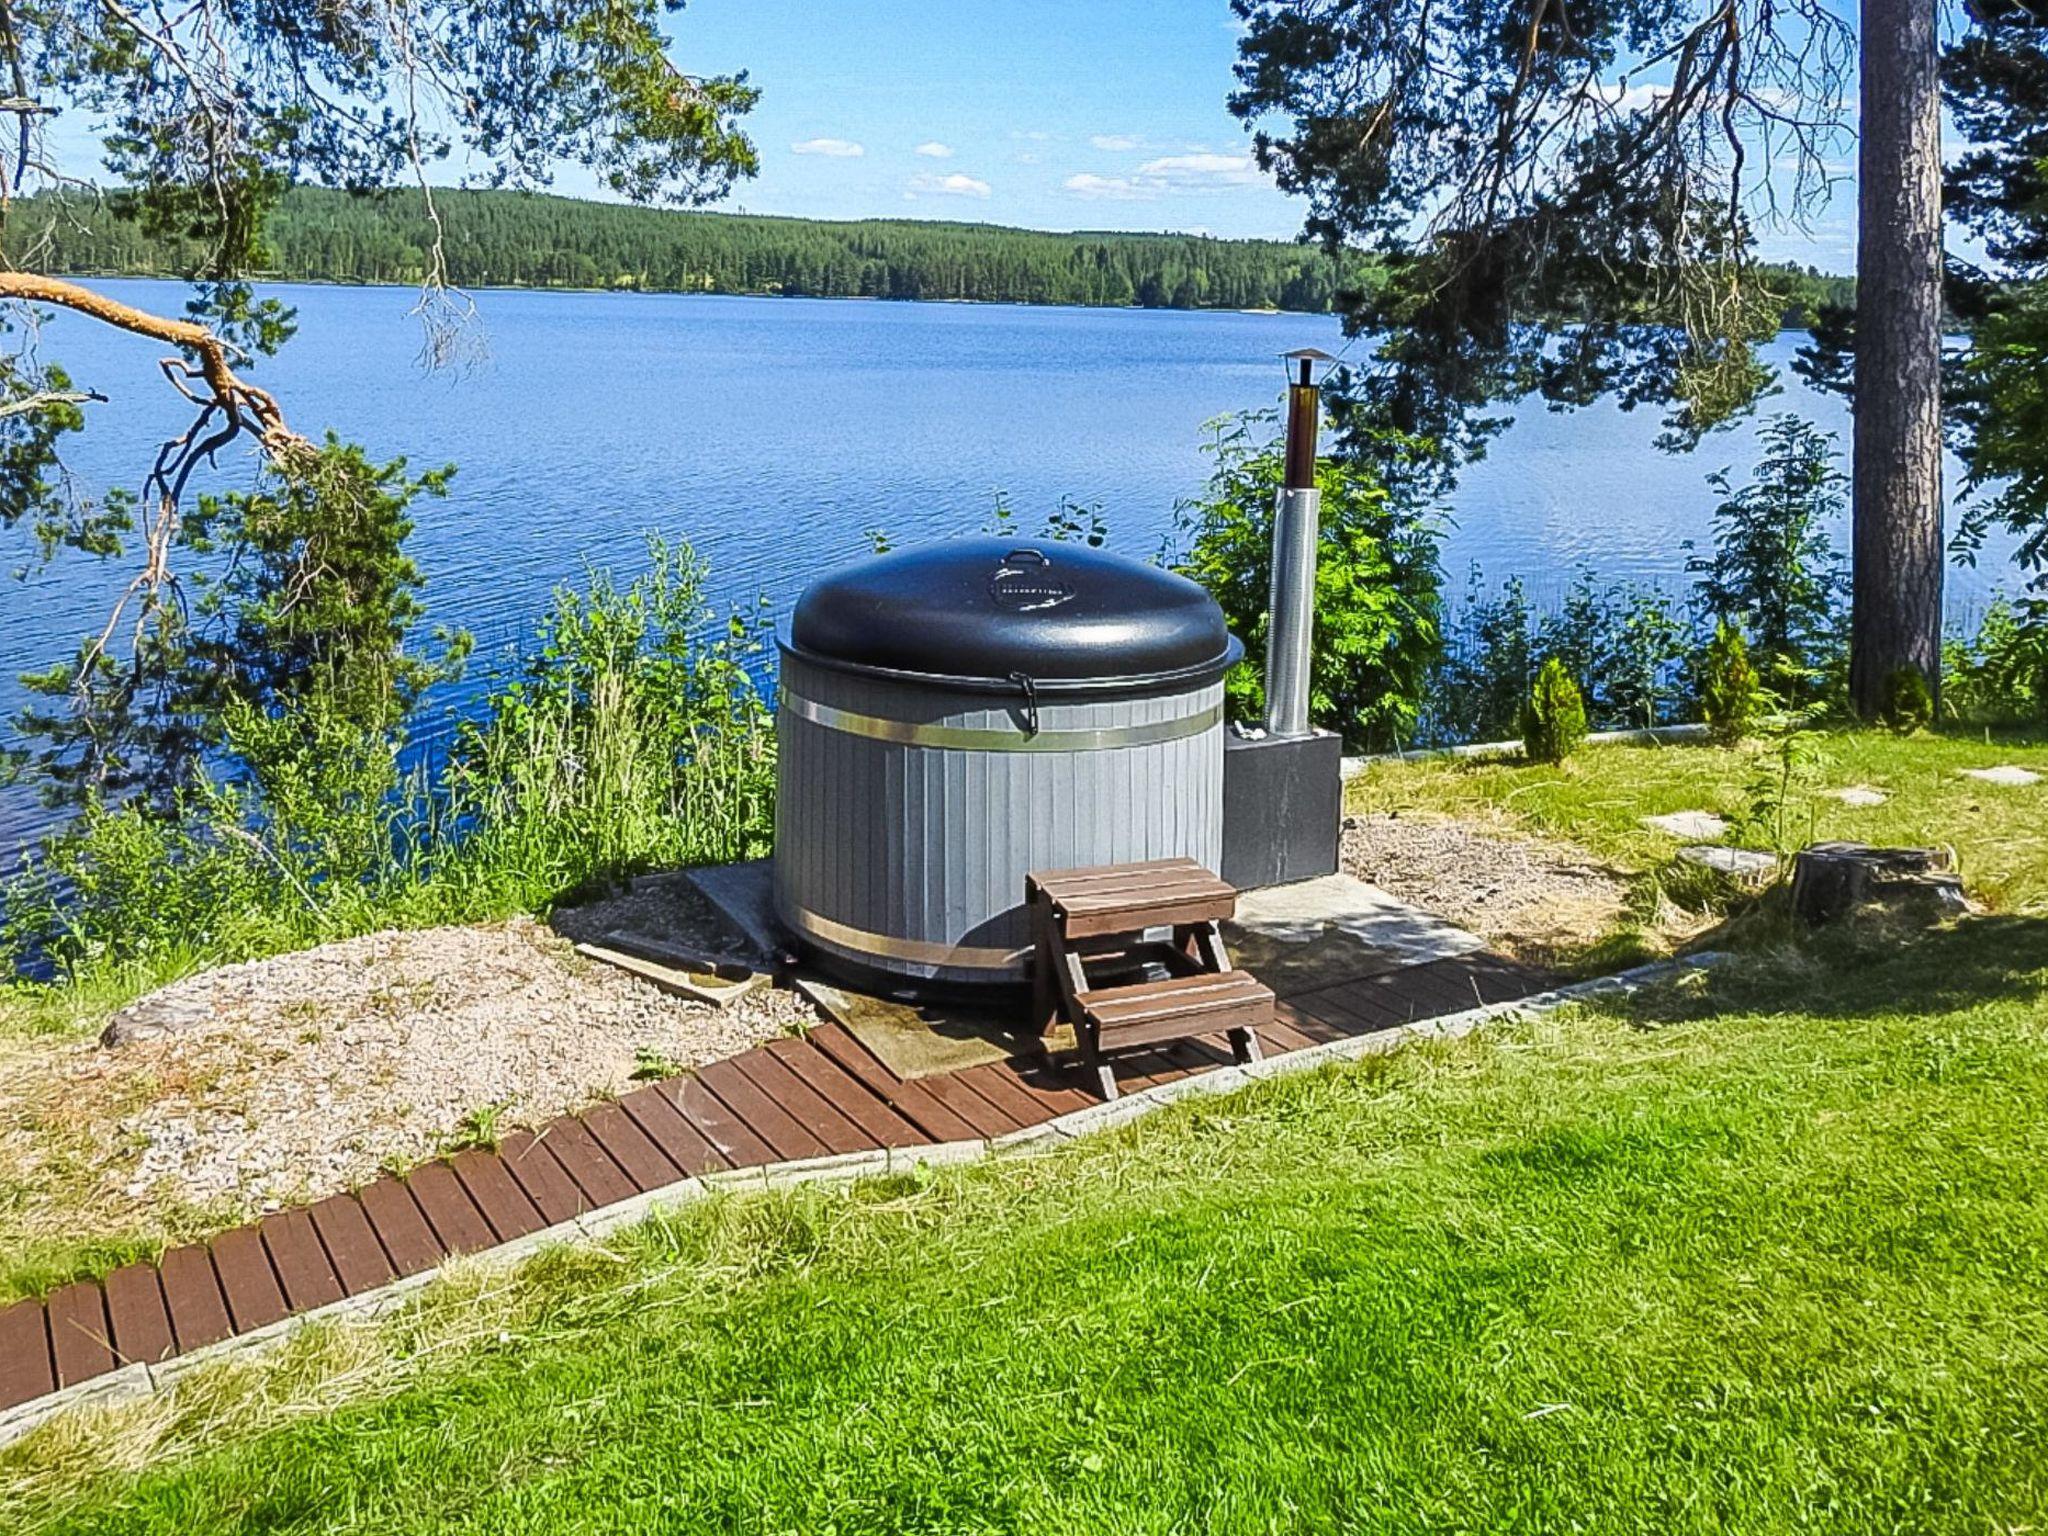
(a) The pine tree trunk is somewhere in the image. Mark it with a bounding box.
[1849,0,1945,716]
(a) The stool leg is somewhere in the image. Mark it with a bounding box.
[1229,1027,1263,1066]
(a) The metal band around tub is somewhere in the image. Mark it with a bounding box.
[784,903,1027,970]
[778,688,1222,752]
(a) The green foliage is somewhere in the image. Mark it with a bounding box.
[1700,621,1765,746]
[14,441,461,808]
[438,539,775,911]
[1430,569,1689,745]
[1518,657,1588,765]
[1687,415,1847,703]
[1736,726,1828,856]
[1229,1,1852,498]
[18,923,2048,1533]
[28,186,1377,314]
[2,541,774,988]
[1879,667,1936,735]
[1944,597,2048,725]
[1175,414,1442,750]
[1427,572,1537,744]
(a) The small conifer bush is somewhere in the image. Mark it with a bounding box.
[1700,620,1763,746]
[1879,666,1935,734]
[1520,656,1588,764]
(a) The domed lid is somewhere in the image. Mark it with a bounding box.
[785,538,1241,693]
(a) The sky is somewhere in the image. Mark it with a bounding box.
[36,0,1867,267]
[540,0,1860,267]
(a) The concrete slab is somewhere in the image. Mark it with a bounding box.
[1960,765,2042,787]
[1678,845,1778,882]
[1830,785,1888,807]
[1224,873,1484,996]
[1642,810,1730,840]
[796,975,1037,1080]
[683,858,783,963]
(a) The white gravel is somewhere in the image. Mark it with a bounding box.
[28,914,811,1222]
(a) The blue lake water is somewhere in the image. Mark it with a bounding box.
[0,281,2017,848]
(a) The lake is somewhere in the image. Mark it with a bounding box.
[0,281,2017,848]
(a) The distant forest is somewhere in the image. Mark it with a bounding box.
[22,186,1855,322]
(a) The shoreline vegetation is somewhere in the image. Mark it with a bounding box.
[16,185,1857,321]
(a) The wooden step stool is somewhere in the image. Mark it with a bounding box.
[1026,858,1270,1100]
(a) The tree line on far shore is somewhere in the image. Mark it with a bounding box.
[23,185,1853,320]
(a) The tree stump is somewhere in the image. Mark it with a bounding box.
[1790,842,1968,927]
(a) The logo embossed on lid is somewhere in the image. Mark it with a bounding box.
[988,548,1073,612]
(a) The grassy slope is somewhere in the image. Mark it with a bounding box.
[1349,729,2048,910]
[8,917,2047,1534]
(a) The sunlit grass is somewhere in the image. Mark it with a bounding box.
[6,917,2045,1534]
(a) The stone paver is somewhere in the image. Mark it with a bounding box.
[1960,766,2042,788]
[1678,845,1778,882]
[1830,786,1888,807]
[1643,810,1730,840]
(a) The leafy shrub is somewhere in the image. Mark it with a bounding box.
[1687,415,1847,704]
[1426,570,1537,744]
[1519,657,1588,765]
[1943,597,2048,725]
[3,539,774,985]
[1878,667,1935,735]
[1176,413,1443,750]
[1699,620,1764,746]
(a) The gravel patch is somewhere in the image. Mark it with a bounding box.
[1342,812,1633,961]
[4,899,812,1243]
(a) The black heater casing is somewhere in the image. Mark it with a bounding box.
[1220,729,1343,890]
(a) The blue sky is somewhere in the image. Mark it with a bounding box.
[573,0,1859,267]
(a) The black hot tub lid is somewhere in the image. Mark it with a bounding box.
[785,537,1241,691]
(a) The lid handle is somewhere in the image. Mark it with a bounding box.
[1003,547,1048,568]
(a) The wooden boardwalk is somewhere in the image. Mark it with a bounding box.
[0,949,1547,1414]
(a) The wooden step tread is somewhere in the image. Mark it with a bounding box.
[1076,970,1273,1026]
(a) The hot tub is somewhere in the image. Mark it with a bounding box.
[773,538,1242,993]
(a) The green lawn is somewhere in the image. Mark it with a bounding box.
[1350,728,2048,910]
[9,915,2047,1534]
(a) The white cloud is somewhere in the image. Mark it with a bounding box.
[907,172,992,200]
[792,137,865,158]
[1064,172,1149,201]
[915,141,954,159]
[1090,133,1144,151]
[1136,152,1263,189]
[1063,152,1266,202]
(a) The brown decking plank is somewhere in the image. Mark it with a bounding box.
[730,1049,877,1156]
[915,1067,1024,1136]
[806,1025,987,1143]
[355,1176,447,1278]
[617,1086,729,1177]
[0,1299,53,1410]
[309,1195,396,1295]
[580,1101,685,1192]
[695,1057,833,1162]
[259,1206,345,1313]
[1267,1002,1334,1052]
[991,1054,1097,1117]
[449,1150,546,1241]
[157,1244,233,1351]
[498,1128,595,1224]
[952,1064,1059,1131]
[529,1115,638,1209]
[1288,985,1385,1035]
[211,1226,288,1335]
[405,1161,499,1256]
[103,1263,175,1367]
[766,1038,930,1150]
[45,1282,115,1387]
[664,1075,779,1168]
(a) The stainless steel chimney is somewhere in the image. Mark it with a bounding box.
[1264,350,1330,738]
